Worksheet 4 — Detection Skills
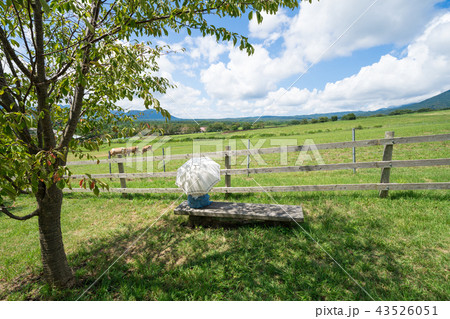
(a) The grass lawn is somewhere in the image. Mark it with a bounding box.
[0,110,449,300]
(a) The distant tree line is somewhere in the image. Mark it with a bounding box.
[86,107,441,139]
[388,107,434,116]
[287,113,355,125]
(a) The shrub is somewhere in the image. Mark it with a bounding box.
[242,122,252,130]
[389,109,413,116]
[207,122,224,132]
[417,108,433,113]
[341,113,356,120]
[258,133,275,137]
[231,122,240,131]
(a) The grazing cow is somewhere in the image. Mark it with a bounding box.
[141,145,152,154]
[123,146,139,155]
[109,147,125,157]
[107,146,138,177]
[108,147,125,177]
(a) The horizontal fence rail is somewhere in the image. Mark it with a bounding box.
[67,158,450,180]
[66,133,450,166]
[64,182,450,194]
[64,132,450,198]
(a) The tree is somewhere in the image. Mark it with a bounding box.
[300,119,308,124]
[289,119,301,125]
[331,115,338,121]
[0,0,308,287]
[254,122,265,129]
[231,122,240,131]
[318,116,328,122]
[342,113,357,120]
[207,122,224,132]
[242,122,252,130]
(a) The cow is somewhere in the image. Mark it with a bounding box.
[141,145,152,154]
[108,147,138,177]
[123,146,139,155]
[108,148,125,178]
[109,147,125,157]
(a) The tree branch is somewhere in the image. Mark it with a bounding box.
[42,5,223,58]
[1,175,30,195]
[58,0,102,150]
[0,61,39,153]
[1,205,39,221]
[2,47,20,86]
[26,0,38,74]
[33,0,55,150]
[0,26,32,79]
[12,0,34,67]
[48,54,75,83]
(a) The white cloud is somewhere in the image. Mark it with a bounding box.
[198,0,443,113]
[185,36,228,63]
[283,0,440,63]
[158,82,211,118]
[121,0,449,119]
[258,12,450,115]
[249,9,291,44]
[200,44,283,100]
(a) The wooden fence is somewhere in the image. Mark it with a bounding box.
[66,132,450,197]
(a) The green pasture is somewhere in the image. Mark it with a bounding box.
[0,110,449,300]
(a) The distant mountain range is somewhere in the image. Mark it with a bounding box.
[126,89,450,122]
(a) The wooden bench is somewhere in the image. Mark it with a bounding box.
[174,201,304,226]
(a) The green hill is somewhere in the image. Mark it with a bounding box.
[396,89,450,111]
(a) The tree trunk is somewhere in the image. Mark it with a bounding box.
[37,184,74,287]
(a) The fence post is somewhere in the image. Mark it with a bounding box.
[108,151,112,181]
[352,128,356,174]
[225,145,231,199]
[247,139,250,176]
[379,131,394,198]
[162,147,166,172]
[117,154,127,197]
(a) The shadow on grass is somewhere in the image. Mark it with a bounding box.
[64,190,450,202]
[2,191,448,300]
[4,209,443,301]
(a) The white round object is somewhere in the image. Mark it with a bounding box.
[176,157,221,197]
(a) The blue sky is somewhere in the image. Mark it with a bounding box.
[120,0,450,119]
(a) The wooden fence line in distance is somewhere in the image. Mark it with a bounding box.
[66,133,450,166]
[65,132,450,198]
[67,158,450,180]
[64,182,450,194]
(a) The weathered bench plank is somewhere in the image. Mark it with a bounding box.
[174,201,304,222]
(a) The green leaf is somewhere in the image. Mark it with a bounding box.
[93,186,99,196]
[57,179,66,190]
[83,18,95,34]
[39,0,51,14]
[2,184,17,200]
[256,11,263,24]
[10,39,20,47]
